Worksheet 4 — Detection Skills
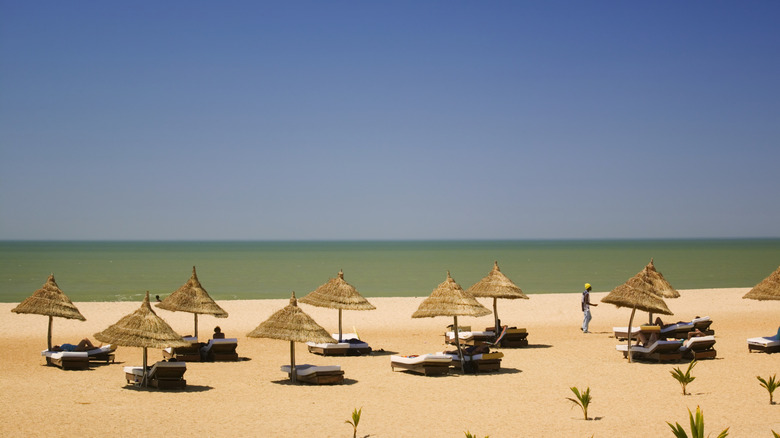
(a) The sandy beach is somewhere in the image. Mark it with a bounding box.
[1,288,778,437]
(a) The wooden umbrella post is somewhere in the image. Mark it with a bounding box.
[627,307,637,364]
[290,341,297,384]
[453,315,465,373]
[338,308,343,342]
[142,347,149,387]
[493,297,500,342]
[47,315,53,351]
[194,313,199,339]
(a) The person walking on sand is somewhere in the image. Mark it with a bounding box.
[581,283,597,333]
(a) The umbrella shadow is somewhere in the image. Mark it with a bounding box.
[270,378,359,386]
[367,349,399,357]
[123,384,213,392]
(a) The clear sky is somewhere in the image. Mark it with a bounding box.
[1,1,778,240]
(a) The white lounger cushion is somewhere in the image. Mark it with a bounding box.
[692,316,711,323]
[42,350,88,359]
[615,340,682,354]
[281,364,340,376]
[434,351,504,361]
[681,335,716,350]
[661,323,694,333]
[87,344,113,355]
[390,354,452,365]
[747,337,780,347]
[445,331,494,341]
[124,362,187,377]
[613,326,641,334]
[329,334,369,348]
[306,341,350,349]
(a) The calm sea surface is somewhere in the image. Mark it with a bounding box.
[1,240,779,303]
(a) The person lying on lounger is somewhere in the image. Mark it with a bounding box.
[654,316,703,328]
[52,338,100,352]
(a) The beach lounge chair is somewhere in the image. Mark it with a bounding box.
[613,326,641,341]
[679,335,717,360]
[87,344,116,364]
[163,336,202,362]
[200,338,239,361]
[41,350,90,370]
[306,341,350,356]
[436,350,505,373]
[747,327,780,353]
[691,316,714,335]
[280,364,344,385]
[124,361,187,389]
[332,333,372,355]
[390,354,452,376]
[615,339,684,362]
[486,326,528,348]
[657,317,713,339]
[444,330,496,346]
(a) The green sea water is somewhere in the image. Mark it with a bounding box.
[1,240,779,303]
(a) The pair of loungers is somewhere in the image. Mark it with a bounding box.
[615,336,717,362]
[41,344,116,370]
[390,350,505,375]
[124,361,187,389]
[281,365,344,384]
[162,337,239,362]
[306,333,371,356]
[444,327,529,348]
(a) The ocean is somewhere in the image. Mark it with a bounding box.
[1,239,779,303]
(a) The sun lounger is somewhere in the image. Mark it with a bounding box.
[87,344,116,364]
[680,335,717,360]
[660,322,695,339]
[390,354,452,376]
[306,341,351,356]
[613,326,641,341]
[691,316,714,335]
[163,336,202,362]
[747,327,780,353]
[41,350,90,370]
[436,351,505,373]
[124,361,187,389]
[200,338,239,361]
[280,364,344,384]
[444,330,496,346]
[331,333,372,355]
[486,326,529,348]
[615,340,684,362]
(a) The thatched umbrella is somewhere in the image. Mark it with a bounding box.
[743,265,780,301]
[299,270,376,342]
[95,291,189,386]
[11,274,86,351]
[412,271,491,372]
[467,261,528,335]
[641,259,680,323]
[156,266,228,338]
[247,292,336,384]
[602,273,673,363]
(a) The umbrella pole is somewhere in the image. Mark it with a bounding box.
[290,341,297,384]
[142,347,149,387]
[194,313,199,339]
[648,311,653,325]
[626,307,637,364]
[493,297,500,342]
[338,308,343,342]
[47,315,53,351]
[453,315,465,373]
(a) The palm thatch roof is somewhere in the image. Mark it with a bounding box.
[467,261,528,300]
[156,266,228,317]
[641,258,680,299]
[743,265,780,301]
[299,270,375,310]
[412,271,491,319]
[95,292,190,349]
[247,292,336,344]
[601,274,673,315]
[12,274,85,321]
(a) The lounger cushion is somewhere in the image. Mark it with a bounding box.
[87,345,113,355]
[306,342,350,349]
[200,338,238,352]
[280,364,341,376]
[435,351,504,361]
[747,337,780,347]
[681,335,716,349]
[42,350,88,359]
[390,354,452,365]
[445,331,494,341]
[615,340,683,354]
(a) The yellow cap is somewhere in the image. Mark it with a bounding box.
[584,283,591,289]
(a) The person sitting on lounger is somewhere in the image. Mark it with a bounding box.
[52,338,99,352]
[213,326,225,339]
[637,330,659,347]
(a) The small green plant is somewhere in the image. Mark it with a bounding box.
[566,386,592,420]
[464,432,489,438]
[757,374,779,404]
[667,406,729,438]
[773,430,779,438]
[670,360,697,395]
[345,407,362,438]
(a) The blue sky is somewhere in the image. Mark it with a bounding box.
[1,2,779,240]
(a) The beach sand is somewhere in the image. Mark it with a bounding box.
[1,288,778,437]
